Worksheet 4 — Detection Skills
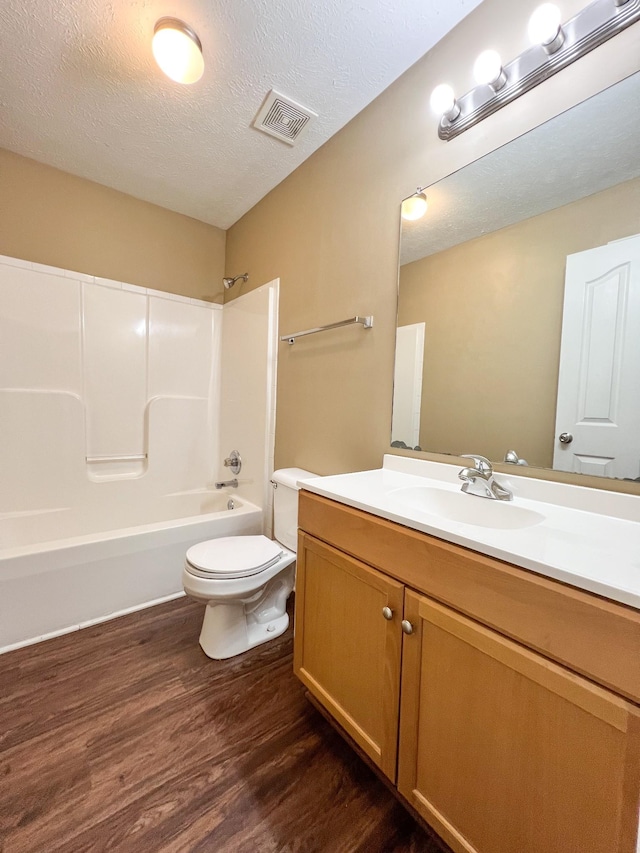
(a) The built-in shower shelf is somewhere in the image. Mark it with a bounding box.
[85,454,147,463]
[86,453,148,481]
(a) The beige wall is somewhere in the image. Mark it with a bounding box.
[0,148,226,302]
[2,1,638,492]
[398,177,640,468]
[226,0,639,484]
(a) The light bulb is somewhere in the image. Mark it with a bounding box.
[401,192,428,221]
[429,85,460,121]
[528,4,564,53]
[473,50,506,91]
[153,18,204,84]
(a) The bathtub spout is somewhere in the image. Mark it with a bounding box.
[215,479,238,489]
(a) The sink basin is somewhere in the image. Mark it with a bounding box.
[388,485,545,530]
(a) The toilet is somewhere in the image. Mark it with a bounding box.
[182,468,316,660]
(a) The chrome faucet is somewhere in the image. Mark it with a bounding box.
[504,449,528,466]
[215,478,238,489]
[458,455,512,501]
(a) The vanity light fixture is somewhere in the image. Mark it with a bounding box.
[431,0,640,141]
[528,4,565,54]
[429,84,460,122]
[473,50,507,92]
[401,189,428,221]
[152,17,204,84]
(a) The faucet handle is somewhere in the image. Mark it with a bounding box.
[223,450,242,475]
[460,454,493,475]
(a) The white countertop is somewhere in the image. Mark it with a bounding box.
[299,455,640,610]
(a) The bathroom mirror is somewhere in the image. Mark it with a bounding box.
[393,71,640,482]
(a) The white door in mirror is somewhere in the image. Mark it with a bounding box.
[554,235,640,479]
[391,323,425,449]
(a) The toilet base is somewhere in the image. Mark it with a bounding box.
[198,568,293,660]
[199,606,289,659]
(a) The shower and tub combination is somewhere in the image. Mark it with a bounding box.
[0,255,279,652]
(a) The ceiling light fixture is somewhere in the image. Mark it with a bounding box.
[152,18,204,84]
[401,190,428,221]
[431,0,640,141]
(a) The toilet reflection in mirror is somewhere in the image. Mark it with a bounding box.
[393,71,640,483]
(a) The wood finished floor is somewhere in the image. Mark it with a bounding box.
[0,597,448,853]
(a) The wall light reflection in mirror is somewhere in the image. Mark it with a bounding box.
[401,190,428,221]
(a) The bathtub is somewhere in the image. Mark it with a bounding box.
[0,492,263,653]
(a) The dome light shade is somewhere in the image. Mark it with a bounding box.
[528,4,564,52]
[473,50,507,91]
[153,18,204,84]
[401,191,428,221]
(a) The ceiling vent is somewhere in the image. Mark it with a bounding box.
[253,90,317,146]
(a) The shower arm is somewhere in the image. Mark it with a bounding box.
[223,273,249,290]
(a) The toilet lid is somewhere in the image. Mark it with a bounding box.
[186,535,284,578]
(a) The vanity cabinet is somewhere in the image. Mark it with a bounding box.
[295,490,640,853]
[399,590,640,853]
[293,534,403,780]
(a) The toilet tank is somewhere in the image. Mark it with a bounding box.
[271,468,317,553]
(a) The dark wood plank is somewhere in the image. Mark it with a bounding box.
[0,597,448,853]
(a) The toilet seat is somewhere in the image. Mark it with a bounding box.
[185,535,285,580]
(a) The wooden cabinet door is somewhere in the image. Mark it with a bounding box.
[294,533,404,781]
[398,590,640,853]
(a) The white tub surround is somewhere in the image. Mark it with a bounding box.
[301,454,640,609]
[218,280,279,537]
[0,257,279,651]
[0,255,222,513]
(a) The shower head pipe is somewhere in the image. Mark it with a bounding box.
[223,273,249,289]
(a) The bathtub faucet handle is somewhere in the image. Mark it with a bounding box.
[223,450,242,475]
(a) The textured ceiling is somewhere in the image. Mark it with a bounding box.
[0,0,482,228]
[400,72,640,265]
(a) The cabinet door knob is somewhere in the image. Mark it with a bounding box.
[382,606,393,621]
[401,620,414,635]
